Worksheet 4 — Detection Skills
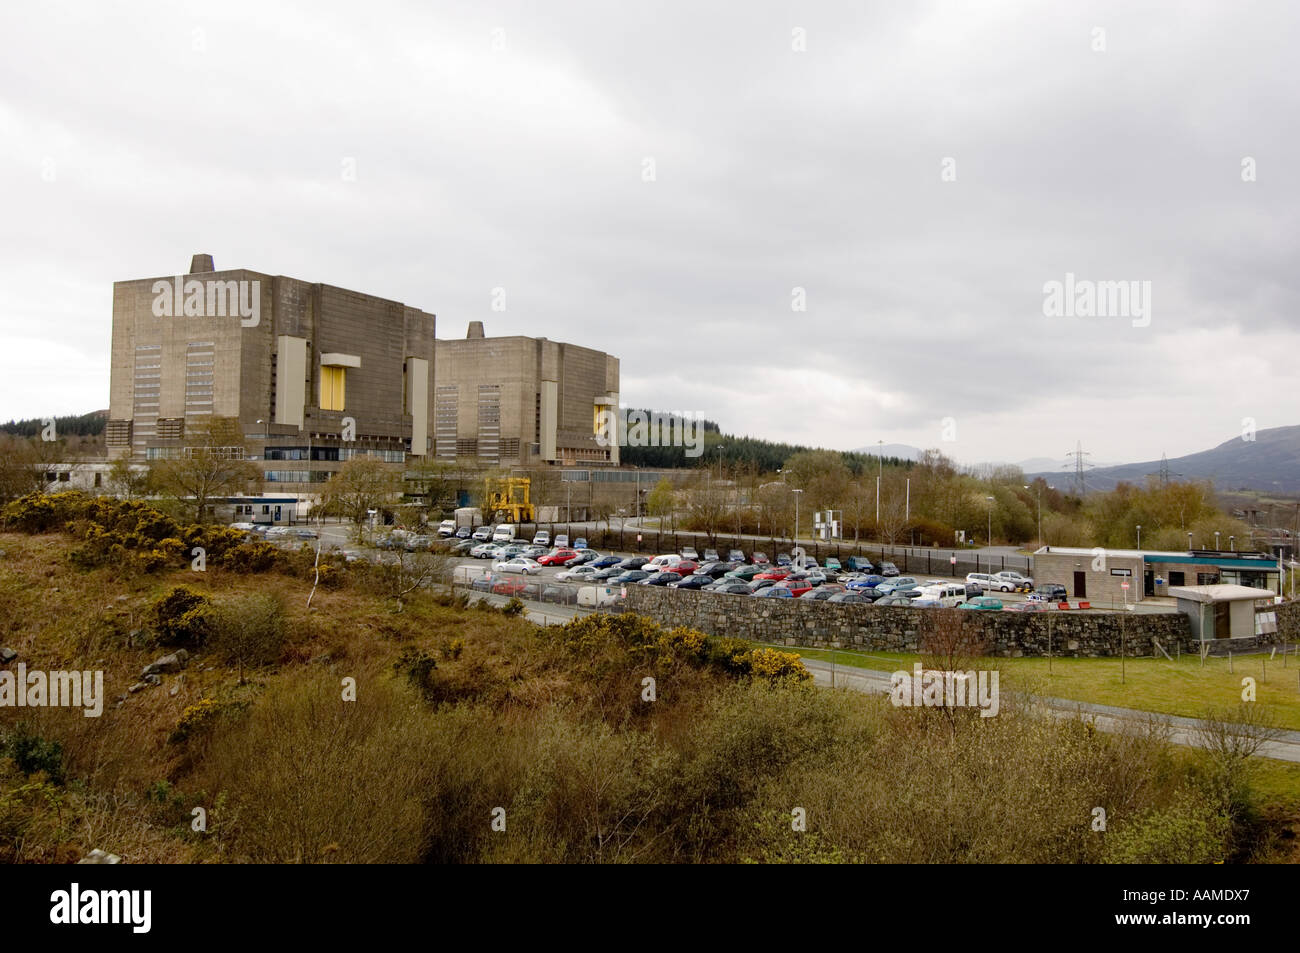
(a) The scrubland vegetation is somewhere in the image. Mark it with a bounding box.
[0,490,1295,863]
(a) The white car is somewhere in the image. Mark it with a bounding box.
[680,546,699,560]
[492,557,542,575]
[533,530,551,546]
[993,571,1034,592]
[229,521,256,532]
[556,565,599,582]
[471,542,503,559]
[965,572,999,590]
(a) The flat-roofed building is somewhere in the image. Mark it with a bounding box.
[1032,545,1281,604]
[106,254,436,494]
[434,321,620,468]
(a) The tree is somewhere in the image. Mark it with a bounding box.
[784,449,851,514]
[646,477,676,523]
[150,417,259,522]
[320,456,404,541]
[107,457,154,500]
[211,593,286,684]
[0,433,67,504]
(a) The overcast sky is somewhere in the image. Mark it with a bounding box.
[2,0,1296,467]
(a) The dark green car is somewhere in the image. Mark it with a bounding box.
[725,564,764,581]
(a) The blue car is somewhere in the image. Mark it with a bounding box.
[755,586,793,598]
[590,555,623,569]
[845,574,886,591]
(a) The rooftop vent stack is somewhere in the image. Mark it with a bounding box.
[189,253,215,274]
[467,321,485,339]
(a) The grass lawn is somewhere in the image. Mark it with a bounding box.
[759,642,1300,731]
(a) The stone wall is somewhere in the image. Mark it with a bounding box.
[623,587,1196,658]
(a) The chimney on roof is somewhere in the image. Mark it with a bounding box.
[189,253,215,274]
[467,321,485,339]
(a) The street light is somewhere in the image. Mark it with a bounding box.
[1230,535,1235,552]
[985,496,995,547]
[1215,531,1221,550]
[1136,524,1141,550]
[1187,531,1193,551]
[716,444,725,484]
[876,439,883,523]
[792,488,803,544]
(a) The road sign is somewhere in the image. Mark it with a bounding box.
[949,556,957,565]
[1121,582,1130,590]
[636,534,642,542]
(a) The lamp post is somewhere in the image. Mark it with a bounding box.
[1215,531,1221,550]
[1136,524,1141,550]
[985,496,995,547]
[1230,535,1235,552]
[876,439,883,523]
[716,444,725,484]
[793,488,803,545]
[1187,531,1193,551]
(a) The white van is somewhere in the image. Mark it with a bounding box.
[641,554,679,573]
[437,519,457,537]
[492,524,517,543]
[918,583,967,608]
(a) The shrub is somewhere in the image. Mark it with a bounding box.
[500,597,525,617]
[217,540,281,574]
[745,648,812,685]
[208,594,286,681]
[169,698,226,744]
[148,585,217,649]
[3,725,65,784]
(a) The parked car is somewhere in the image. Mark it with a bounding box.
[338,549,365,563]
[668,574,714,590]
[916,583,967,608]
[755,586,793,598]
[523,544,549,559]
[776,552,792,566]
[703,548,719,562]
[229,521,256,532]
[573,537,588,550]
[965,572,1000,591]
[617,556,651,570]
[533,530,550,546]
[845,574,886,591]
[590,555,623,569]
[824,557,842,572]
[437,520,457,537]
[876,577,919,594]
[752,552,770,565]
[673,560,699,576]
[993,571,1034,592]
[746,579,778,593]
[727,549,746,564]
[958,596,1004,611]
[1009,601,1051,612]
[556,564,600,582]
[705,581,755,595]
[491,578,527,596]
[569,550,603,565]
[680,546,699,560]
[844,556,874,572]
[696,561,735,578]
[472,526,493,541]
[755,568,792,581]
[878,561,900,576]
[290,528,319,540]
[874,593,914,606]
[799,586,845,601]
[640,571,683,586]
[537,549,580,566]
[455,526,473,539]
[726,564,765,581]
[613,570,652,584]
[450,539,476,554]
[471,542,503,559]
[827,591,872,604]
[555,534,570,548]
[493,557,543,575]
[1029,584,1068,603]
[592,566,625,581]
[403,535,432,551]
[773,579,815,597]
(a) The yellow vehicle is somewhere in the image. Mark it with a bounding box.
[485,476,534,523]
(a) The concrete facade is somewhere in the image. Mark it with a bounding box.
[434,322,619,469]
[107,254,436,495]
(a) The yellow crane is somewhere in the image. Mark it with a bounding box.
[485,476,534,523]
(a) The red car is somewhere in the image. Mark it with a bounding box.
[674,560,699,576]
[491,578,527,596]
[775,579,815,597]
[755,568,791,581]
[537,549,580,566]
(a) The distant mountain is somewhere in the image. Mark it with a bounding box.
[850,443,924,461]
[1026,425,1300,494]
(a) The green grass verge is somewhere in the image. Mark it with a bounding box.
[757,642,1300,731]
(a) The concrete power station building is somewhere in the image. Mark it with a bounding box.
[107,255,621,501]
[434,321,620,468]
